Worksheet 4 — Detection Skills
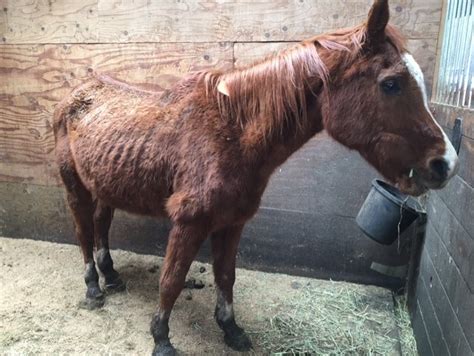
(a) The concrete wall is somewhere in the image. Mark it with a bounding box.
[0,0,443,289]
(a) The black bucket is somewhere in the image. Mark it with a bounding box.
[356,179,423,245]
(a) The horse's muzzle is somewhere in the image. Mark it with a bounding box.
[417,155,459,191]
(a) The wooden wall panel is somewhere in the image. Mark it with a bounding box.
[414,276,450,356]
[436,174,474,242]
[233,42,296,67]
[411,103,474,355]
[0,0,99,44]
[417,248,472,355]
[427,192,474,292]
[1,0,442,44]
[459,136,474,187]
[260,132,379,218]
[433,104,474,140]
[424,223,474,348]
[0,42,233,185]
[411,302,434,356]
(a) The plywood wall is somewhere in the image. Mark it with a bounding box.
[0,0,442,186]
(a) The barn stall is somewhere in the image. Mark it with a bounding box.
[0,0,472,355]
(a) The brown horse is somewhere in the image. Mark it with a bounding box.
[53,1,458,355]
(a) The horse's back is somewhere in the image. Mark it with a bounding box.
[53,77,180,215]
[53,72,247,221]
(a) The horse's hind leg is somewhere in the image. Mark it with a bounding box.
[94,201,125,293]
[211,224,252,351]
[60,165,104,309]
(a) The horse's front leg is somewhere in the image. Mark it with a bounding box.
[150,223,208,356]
[211,224,252,352]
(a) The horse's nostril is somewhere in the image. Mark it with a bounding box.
[429,158,449,181]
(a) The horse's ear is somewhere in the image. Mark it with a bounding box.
[365,0,389,50]
[217,80,230,96]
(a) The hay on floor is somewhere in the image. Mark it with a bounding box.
[252,282,417,355]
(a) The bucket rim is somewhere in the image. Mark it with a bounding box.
[371,179,422,215]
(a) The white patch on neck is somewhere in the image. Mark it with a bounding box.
[217,80,230,96]
[401,53,458,174]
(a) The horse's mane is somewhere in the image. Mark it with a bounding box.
[203,24,406,137]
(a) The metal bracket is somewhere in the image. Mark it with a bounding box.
[451,117,463,154]
[370,262,408,278]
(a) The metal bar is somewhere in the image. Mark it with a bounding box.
[438,0,456,103]
[447,0,463,105]
[454,0,468,106]
[461,1,474,106]
[436,0,454,102]
[435,0,474,109]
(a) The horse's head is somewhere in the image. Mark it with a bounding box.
[322,0,458,196]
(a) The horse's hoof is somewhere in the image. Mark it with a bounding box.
[78,296,105,310]
[224,328,253,352]
[105,277,126,294]
[152,342,177,356]
[79,285,105,310]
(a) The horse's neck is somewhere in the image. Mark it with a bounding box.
[227,43,334,175]
[241,92,324,177]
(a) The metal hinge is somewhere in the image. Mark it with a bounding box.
[451,117,463,154]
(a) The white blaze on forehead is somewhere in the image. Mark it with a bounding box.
[401,53,458,173]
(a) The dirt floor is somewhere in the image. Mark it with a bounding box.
[0,237,416,355]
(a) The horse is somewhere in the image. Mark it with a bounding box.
[53,0,458,355]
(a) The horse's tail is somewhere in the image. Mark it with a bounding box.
[52,96,70,143]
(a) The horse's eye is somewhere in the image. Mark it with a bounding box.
[381,78,401,95]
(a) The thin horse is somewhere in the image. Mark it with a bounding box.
[53,1,458,355]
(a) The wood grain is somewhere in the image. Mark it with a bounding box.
[234,42,297,67]
[1,0,442,44]
[0,0,99,44]
[0,42,233,185]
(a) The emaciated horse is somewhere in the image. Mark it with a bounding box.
[53,1,458,354]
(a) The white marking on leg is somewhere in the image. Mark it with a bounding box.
[157,309,170,321]
[401,53,458,175]
[216,288,234,322]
